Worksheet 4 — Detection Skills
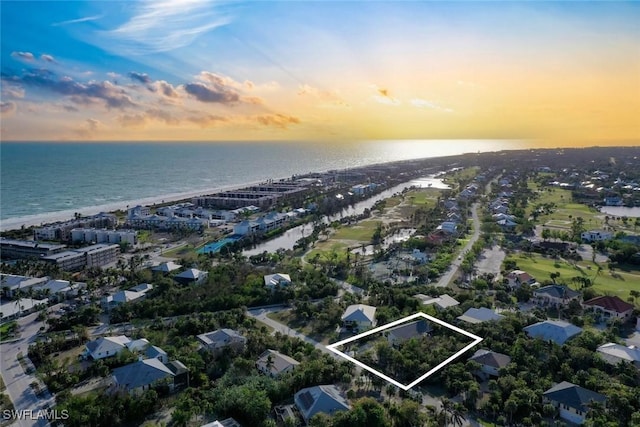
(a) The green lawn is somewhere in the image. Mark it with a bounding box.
[504,253,640,300]
[332,220,380,242]
[0,322,18,342]
[405,188,440,208]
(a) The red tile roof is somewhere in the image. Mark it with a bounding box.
[583,296,633,314]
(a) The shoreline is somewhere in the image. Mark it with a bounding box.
[0,155,445,232]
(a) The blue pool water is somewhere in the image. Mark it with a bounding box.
[197,235,243,254]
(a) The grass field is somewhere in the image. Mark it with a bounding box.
[405,188,440,208]
[504,253,640,300]
[332,220,379,242]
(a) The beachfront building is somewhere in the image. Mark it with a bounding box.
[193,182,309,210]
[33,212,117,242]
[41,243,120,271]
[0,238,67,260]
[125,213,206,231]
[71,228,138,246]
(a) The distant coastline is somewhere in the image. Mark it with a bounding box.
[0,140,519,231]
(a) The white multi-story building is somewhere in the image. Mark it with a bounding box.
[41,243,120,271]
[71,228,138,246]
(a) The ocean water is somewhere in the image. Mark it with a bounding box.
[0,140,519,229]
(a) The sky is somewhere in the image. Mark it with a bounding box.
[1,1,639,143]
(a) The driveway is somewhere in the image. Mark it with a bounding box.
[435,203,480,287]
[1,313,53,427]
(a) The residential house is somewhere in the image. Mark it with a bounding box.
[101,284,154,309]
[201,418,241,427]
[436,221,458,234]
[111,358,175,395]
[386,320,432,347]
[581,230,614,242]
[457,307,504,324]
[146,345,169,364]
[256,350,300,378]
[582,296,634,320]
[294,385,350,424]
[410,249,428,264]
[506,270,536,288]
[151,261,182,274]
[82,335,131,360]
[341,304,377,332]
[533,285,581,307]
[174,268,208,285]
[197,329,246,355]
[596,343,640,368]
[414,293,459,311]
[543,381,606,425]
[263,273,292,290]
[524,320,582,345]
[468,349,511,377]
[166,360,190,389]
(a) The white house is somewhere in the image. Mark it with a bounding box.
[581,230,614,242]
[415,294,459,311]
[341,304,377,332]
[82,335,132,360]
[596,343,640,368]
[543,382,606,425]
[582,296,634,320]
[263,273,292,289]
[468,349,511,377]
[255,350,300,378]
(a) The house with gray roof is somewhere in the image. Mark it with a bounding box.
[524,320,582,345]
[543,381,606,425]
[197,329,246,355]
[468,349,511,377]
[294,385,350,424]
[415,293,459,311]
[596,343,640,368]
[82,335,131,360]
[255,349,300,378]
[263,273,292,289]
[151,261,182,274]
[174,268,208,285]
[145,345,169,364]
[533,285,580,307]
[386,320,432,347]
[457,307,504,324]
[341,304,377,332]
[111,358,175,395]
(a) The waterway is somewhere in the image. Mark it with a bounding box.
[243,174,449,255]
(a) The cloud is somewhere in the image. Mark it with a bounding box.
[11,51,35,61]
[128,71,152,84]
[52,14,103,26]
[6,69,137,109]
[103,0,231,55]
[411,98,454,113]
[118,113,148,128]
[298,84,349,108]
[63,105,79,112]
[40,54,56,63]
[184,82,239,104]
[2,84,25,99]
[0,101,17,116]
[256,113,300,129]
[187,114,228,128]
[378,88,390,97]
[74,118,104,139]
[153,80,180,98]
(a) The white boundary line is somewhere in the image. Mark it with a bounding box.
[326,312,483,390]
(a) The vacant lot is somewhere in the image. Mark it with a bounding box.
[504,253,640,300]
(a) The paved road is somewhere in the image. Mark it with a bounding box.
[435,202,480,287]
[1,313,53,427]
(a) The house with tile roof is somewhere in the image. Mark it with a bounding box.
[596,343,640,368]
[506,270,536,288]
[341,304,377,332]
[197,329,246,355]
[111,358,176,395]
[468,349,511,377]
[543,381,606,425]
[294,385,350,424]
[386,320,433,347]
[524,320,582,345]
[457,307,504,324]
[533,285,581,307]
[256,349,300,378]
[582,295,634,320]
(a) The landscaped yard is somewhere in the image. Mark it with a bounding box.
[332,220,380,242]
[504,253,640,300]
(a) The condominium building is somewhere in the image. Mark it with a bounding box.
[0,238,67,260]
[71,228,138,246]
[41,243,120,271]
[34,213,117,242]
